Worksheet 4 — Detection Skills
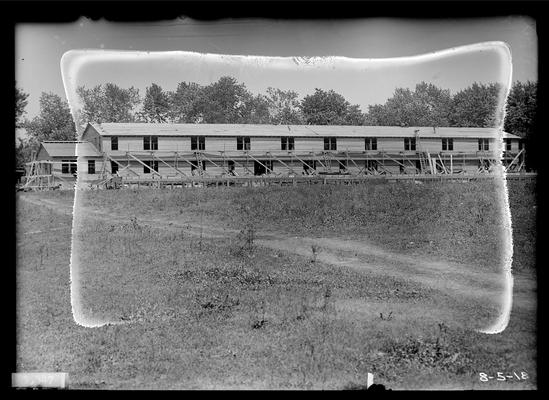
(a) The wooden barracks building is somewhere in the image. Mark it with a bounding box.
[22,123,526,189]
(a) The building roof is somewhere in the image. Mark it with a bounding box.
[39,141,102,158]
[88,123,522,140]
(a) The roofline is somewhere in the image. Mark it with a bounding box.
[41,141,89,143]
[87,123,521,139]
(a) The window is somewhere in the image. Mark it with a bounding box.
[237,136,251,150]
[111,161,119,174]
[144,136,158,151]
[62,160,77,174]
[143,160,159,174]
[338,159,348,171]
[324,137,337,151]
[442,138,454,151]
[404,138,416,151]
[191,136,205,151]
[111,136,118,151]
[365,138,377,151]
[505,138,512,151]
[281,137,295,150]
[61,160,70,174]
[88,160,95,174]
[478,138,489,151]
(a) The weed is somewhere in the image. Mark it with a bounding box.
[311,244,320,263]
[379,311,393,321]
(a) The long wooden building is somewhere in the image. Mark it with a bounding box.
[22,123,527,189]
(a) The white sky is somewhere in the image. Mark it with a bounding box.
[16,16,537,124]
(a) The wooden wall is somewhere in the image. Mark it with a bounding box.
[82,127,102,151]
[93,135,521,157]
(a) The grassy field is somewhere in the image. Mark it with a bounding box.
[16,179,537,389]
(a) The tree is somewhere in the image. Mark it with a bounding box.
[16,137,37,169]
[242,94,271,124]
[300,88,364,125]
[23,92,76,142]
[265,87,304,124]
[76,83,141,127]
[17,92,75,167]
[365,82,452,127]
[450,82,501,127]
[138,83,171,122]
[504,80,537,138]
[16,85,29,129]
[412,82,453,126]
[504,80,537,171]
[345,104,367,126]
[194,76,253,123]
[169,81,203,123]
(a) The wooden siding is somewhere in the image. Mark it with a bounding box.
[95,135,520,158]
[337,138,365,152]
[158,137,190,152]
[250,137,282,152]
[36,146,51,161]
[82,127,102,152]
[294,137,325,152]
[377,138,407,152]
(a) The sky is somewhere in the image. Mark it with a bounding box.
[16,16,537,125]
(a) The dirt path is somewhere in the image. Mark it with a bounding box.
[19,194,533,307]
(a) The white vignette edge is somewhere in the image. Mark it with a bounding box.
[60,41,515,332]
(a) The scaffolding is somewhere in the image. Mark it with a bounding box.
[20,149,76,191]
[99,147,517,181]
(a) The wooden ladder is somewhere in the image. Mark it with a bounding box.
[418,151,430,174]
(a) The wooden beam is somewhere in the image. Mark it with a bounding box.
[246,153,276,175]
[151,153,188,177]
[268,153,300,175]
[176,156,210,177]
[438,154,449,174]
[229,158,254,175]
[426,152,435,174]
[105,154,140,176]
[126,153,162,177]
[292,154,318,175]
[314,153,328,170]
[347,154,366,176]
[201,152,229,174]
[504,149,525,172]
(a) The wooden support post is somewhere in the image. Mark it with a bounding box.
[152,153,188,177]
[438,154,448,174]
[271,154,300,176]
[246,153,276,175]
[201,152,228,174]
[226,157,252,175]
[293,154,318,175]
[504,149,525,172]
[127,153,162,177]
[427,153,435,174]
[106,154,140,177]
[313,153,328,170]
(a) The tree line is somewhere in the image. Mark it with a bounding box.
[15,77,537,168]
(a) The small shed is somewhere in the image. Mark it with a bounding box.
[23,141,102,190]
